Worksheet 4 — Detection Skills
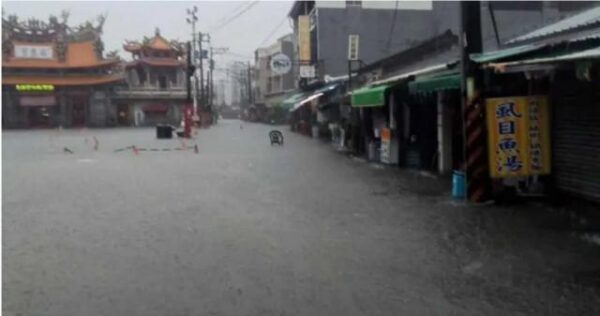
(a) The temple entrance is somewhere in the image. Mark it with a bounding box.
[27,106,51,128]
[117,104,131,126]
[72,103,85,127]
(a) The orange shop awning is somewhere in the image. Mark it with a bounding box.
[2,74,125,86]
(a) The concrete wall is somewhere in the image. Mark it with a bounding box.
[312,1,596,78]
[315,1,432,10]
[316,6,437,77]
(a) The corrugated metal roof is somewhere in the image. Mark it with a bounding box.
[507,6,600,44]
[485,45,600,72]
[471,43,546,63]
[570,29,600,42]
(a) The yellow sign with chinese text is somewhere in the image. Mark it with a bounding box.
[298,15,311,62]
[486,96,551,178]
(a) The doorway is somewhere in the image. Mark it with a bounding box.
[117,104,130,126]
[72,103,85,127]
[159,75,167,90]
[27,107,51,128]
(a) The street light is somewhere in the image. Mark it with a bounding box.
[186,6,199,117]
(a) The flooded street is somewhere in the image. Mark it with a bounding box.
[3,120,600,315]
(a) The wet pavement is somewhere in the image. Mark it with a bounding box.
[3,120,600,315]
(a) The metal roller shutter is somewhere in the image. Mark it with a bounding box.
[553,90,600,203]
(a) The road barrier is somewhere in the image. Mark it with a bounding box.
[111,145,199,154]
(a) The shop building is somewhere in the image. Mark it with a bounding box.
[347,30,462,172]
[253,34,297,123]
[2,13,123,128]
[343,1,598,172]
[113,29,187,127]
[472,6,600,203]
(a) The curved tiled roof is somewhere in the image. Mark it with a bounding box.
[148,35,172,50]
[124,34,179,53]
[126,58,184,67]
[2,74,125,86]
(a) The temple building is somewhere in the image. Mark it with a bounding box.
[2,12,123,128]
[113,28,187,126]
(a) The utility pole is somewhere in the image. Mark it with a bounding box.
[186,6,198,117]
[186,42,192,103]
[209,47,229,109]
[247,61,253,106]
[184,41,195,138]
[198,32,205,110]
[209,48,214,110]
[459,1,489,202]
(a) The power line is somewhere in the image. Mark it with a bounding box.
[208,1,251,30]
[258,15,289,47]
[210,1,260,33]
[385,0,400,54]
[224,51,254,59]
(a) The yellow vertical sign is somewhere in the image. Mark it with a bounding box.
[486,96,551,178]
[298,15,311,62]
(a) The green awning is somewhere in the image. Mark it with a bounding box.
[351,84,389,107]
[278,92,307,110]
[408,72,461,94]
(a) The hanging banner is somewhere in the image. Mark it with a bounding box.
[485,96,551,178]
[298,15,311,62]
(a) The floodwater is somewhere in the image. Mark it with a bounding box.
[3,120,600,315]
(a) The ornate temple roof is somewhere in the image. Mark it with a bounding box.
[2,12,119,69]
[123,28,185,55]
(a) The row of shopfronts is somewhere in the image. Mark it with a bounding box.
[278,9,600,204]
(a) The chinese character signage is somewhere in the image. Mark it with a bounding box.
[486,96,551,178]
[298,15,311,62]
[14,45,54,59]
[527,96,551,175]
[348,34,359,61]
[16,84,55,92]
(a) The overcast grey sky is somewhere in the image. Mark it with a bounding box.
[2,0,294,66]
